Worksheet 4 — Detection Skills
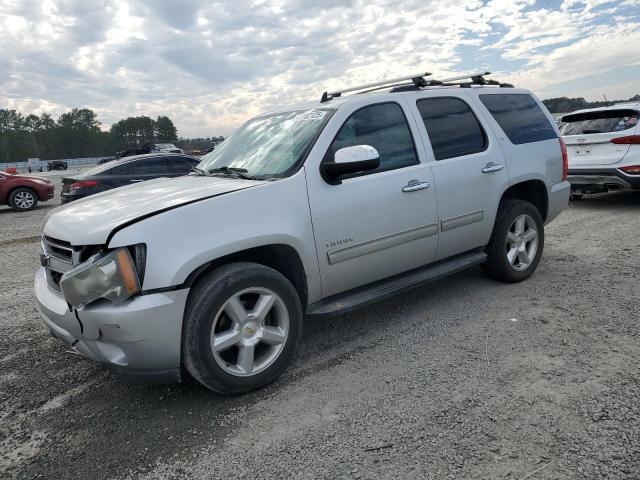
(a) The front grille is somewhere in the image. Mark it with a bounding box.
[41,236,100,291]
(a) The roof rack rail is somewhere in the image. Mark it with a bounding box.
[321,70,513,102]
[321,71,432,103]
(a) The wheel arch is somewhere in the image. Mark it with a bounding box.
[500,180,548,221]
[8,185,37,206]
[183,243,309,309]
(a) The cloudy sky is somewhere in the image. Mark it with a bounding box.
[1,0,639,137]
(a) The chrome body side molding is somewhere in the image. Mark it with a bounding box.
[327,223,438,265]
[441,210,484,232]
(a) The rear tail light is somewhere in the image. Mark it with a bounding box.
[611,135,640,144]
[559,138,568,181]
[69,180,98,190]
[620,165,640,175]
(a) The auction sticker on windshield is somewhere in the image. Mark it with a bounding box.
[294,110,327,121]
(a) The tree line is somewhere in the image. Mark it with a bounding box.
[542,94,640,114]
[0,108,200,163]
[3,93,639,162]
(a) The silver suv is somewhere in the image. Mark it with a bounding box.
[35,72,570,394]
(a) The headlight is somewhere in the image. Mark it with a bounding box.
[59,247,141,309]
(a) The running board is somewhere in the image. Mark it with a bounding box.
[305,251,487,318]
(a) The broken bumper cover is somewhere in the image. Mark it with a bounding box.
[35,268,188,383]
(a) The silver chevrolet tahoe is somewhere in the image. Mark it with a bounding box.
[35,72,570,394]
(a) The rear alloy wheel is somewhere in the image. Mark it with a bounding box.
[9,188,38,211]
[482,199,544,283]
[182,262,302,394]
[505,214,539,271]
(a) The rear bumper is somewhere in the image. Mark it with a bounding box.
[61,193,84,204]
[546,181,570,224]
[35,268,188,383]
[567,168,640,191]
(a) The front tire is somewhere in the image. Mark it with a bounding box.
[9,188,38,211]
[482,199,544,283]
[182,262,303,395]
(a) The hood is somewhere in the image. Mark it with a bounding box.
[44,175,264,246]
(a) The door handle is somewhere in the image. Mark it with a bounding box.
[402,180,430,193]
[482,162,504,173]
[130,179,144,182]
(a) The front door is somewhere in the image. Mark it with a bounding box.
[306,98,439,298]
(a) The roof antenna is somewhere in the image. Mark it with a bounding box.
[604,94,610,107]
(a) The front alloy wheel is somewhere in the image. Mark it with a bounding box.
[183,262,302,394]
[9,188,38,211]
[211,287,289,377]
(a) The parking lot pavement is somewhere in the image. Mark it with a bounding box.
[1,192,639,480]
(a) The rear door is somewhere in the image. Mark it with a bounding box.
[405,91,509,260]
[560,109,639,166]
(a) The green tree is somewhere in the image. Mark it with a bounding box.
[55,108,102,158]
[155,116,177,142]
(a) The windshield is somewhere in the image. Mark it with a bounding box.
[560,109,639,135]
[197,109,333,178]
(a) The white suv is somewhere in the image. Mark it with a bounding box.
[560,103,640,197]
[35,73,570,394]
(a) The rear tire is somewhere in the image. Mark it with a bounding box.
[482,199,544,283]
[182,262,303,395]
[9,188,38,211]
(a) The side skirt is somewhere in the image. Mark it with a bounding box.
[305,250,487,318]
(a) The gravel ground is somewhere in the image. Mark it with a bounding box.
[0,190,638,480]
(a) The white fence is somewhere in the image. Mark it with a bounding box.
[1,156,114,173]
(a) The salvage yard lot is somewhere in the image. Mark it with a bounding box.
[1,185,639,480]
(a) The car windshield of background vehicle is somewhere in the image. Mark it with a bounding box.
[559,109,640,135]
[197,109,334,178]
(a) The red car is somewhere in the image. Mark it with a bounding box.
[0,172,55,211]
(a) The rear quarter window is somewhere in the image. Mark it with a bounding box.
[480,94,557,145]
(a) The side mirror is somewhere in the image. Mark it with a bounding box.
[321,145,380,183]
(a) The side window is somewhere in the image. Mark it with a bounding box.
[108,163,132,175]
[327,102,418,173]
[130,158,168,175]
[416,97,487,160]
[175,157,198,172]
[162,157,185,173]
[480,94,557,144]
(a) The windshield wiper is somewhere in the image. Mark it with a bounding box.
[206,166,256,180]
[191,166,206,176]
[207,166,248,173]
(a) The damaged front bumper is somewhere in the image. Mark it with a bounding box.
[35,268,188,383]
